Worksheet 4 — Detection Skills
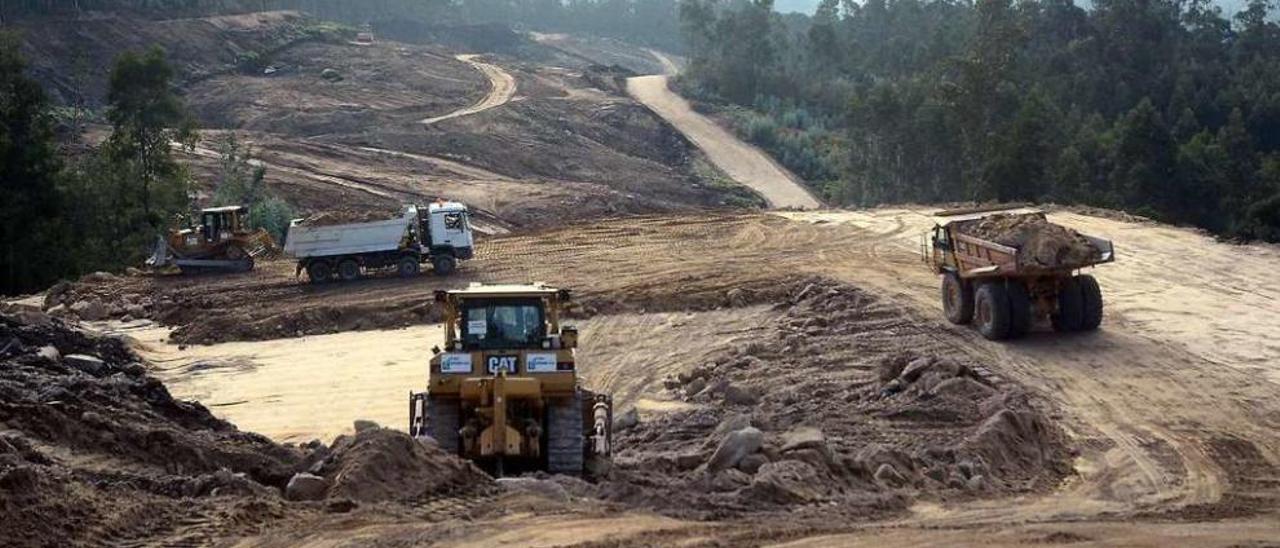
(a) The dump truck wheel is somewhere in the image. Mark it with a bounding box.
[546,392,585,474]
[942,273,974,325]
[397,256,419,278]
[1078,274,1103,331]
[1006,281,1033,339]
[424,396,460,455]
[432,255,457,277]
[974,283,1012,340]
[337,259,361,281]
[306,261,332,284]
[1052,277,1085,332]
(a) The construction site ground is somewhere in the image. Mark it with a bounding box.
[43,207,1280,546]
[6,12,1280,548]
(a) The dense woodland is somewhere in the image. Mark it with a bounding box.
[678,0,1280,240]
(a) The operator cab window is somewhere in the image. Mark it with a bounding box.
[444,212,463,230]
[460,298,546,350]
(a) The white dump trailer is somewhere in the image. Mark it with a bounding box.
[284,202,474,283]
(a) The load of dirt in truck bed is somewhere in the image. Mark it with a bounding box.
[0,306,491,546]
[295,208,405,227]
[589,279,1071,521]
[957,213,1102,268]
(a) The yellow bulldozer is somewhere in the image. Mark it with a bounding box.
[146,206,276,274]
[409,283,612,476]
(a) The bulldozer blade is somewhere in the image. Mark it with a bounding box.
[145,236,173,268]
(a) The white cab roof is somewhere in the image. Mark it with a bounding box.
[428,201,468,213]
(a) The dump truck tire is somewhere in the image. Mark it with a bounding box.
[975,283,1012,340]
[433,255,457,277]
[337,259,361,281]
[1052,277,1085,332]
[1006,281,1033,339]
[397,256,419,278]
[1078,274,1103,331]
[942,273,974,325]
[306,261,332,284]
[547,391,585,474]
[424,396,460,455]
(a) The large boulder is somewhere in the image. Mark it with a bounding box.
[69,300,107,321]
[723,383,759,406]
[285,472,330,501]
[780,427,826,453]
[745,460,828,504]
[705,426,764,472]
[64,354,105,376]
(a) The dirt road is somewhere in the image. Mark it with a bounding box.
[420,54,517,125]
[626,54,820,210]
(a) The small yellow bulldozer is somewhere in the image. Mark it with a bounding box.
[146,206,276,274]
[410,283,612,476]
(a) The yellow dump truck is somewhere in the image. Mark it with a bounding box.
[925,207,1116,340]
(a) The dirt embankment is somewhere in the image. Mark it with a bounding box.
[0,307,492,547]
[590,280,1071,521]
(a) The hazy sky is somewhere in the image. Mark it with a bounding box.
[773,0,1251,16]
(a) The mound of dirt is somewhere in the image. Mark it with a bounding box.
[0,307,306,546]
[307,427,492,503]
[296,208,405,227]
[594,279,1071,520]
[957,213,1101,268]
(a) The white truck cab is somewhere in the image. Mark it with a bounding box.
[426,201,474,259]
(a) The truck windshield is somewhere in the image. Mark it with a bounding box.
[460,299,546,350]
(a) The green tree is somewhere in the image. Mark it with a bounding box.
[99,46,197,260]
[0,32,70,295]
[211,133,295,243]
[1111,98,1177,218]
[104,46,197,230]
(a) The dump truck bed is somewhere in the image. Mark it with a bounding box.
[941,213,1115,278]
[283,207,416,259]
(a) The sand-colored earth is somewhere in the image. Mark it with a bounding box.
[67,206,1279,545]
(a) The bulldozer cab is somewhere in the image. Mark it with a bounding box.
[440,284,575,357]
[197,206,248,244]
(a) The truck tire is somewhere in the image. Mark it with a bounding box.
[337,259,361,282]
[1078,274,1103,331]
[1052,277,1085,332]
[397,256,419,278]
[974,283,1012,340]
[1006,281,1033,339]
[942,273,974,325]
[424,396,461,455]
[306,261,332,284]
[546,391,585,475]
[432,255,457,277]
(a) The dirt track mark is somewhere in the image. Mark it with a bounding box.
[626,53,820,210]
[420,54,517,125]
